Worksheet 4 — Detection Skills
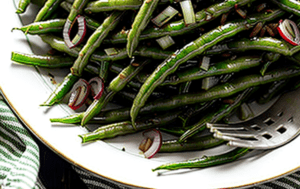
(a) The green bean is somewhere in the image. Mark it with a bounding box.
[34,0,64,22]
[66,0,89,22]
[71,11,125,76]
[105,0,257,44]
[40,34,173,62]
[16,0,30,13]
[162,55,264,86]
[126,0,160,58]
[11,51,75,68]
[81,59,150,126]
[179,87,257,142]
[270,0,300,16]
[205,37,294,56]
[60,1,101,30]
[152,148,249,171]
[41,73,79,106]
[130,10,285,126]
[99,61,111,83]
[12,19,66,35]
[79,110,182,143]
[85,0,144,13]
[159,134,224,153]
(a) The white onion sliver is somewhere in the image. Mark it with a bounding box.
[180,0,196,25]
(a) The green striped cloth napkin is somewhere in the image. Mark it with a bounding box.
[0,98,44,189]
[1,95,300,189]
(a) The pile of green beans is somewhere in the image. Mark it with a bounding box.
[12,0,300,172]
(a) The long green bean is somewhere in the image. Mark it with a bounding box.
[79,110,182,143]
[270,0,300,16]
[34,0,63,22]
[71,11,125,76]
[152,148,249,171]
[12,19,66,34]
[11,51,75,68]
[159,135,224,153]
[85,0,145,12]
[16,0,30,13]
[41,73,79,106]
[40,35,172,63]
[126,0,160,57]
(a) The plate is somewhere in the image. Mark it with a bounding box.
[1,1,300,188]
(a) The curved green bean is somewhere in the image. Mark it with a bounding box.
[130,10,285,126]
[152,148,249,171]
[126,0,160,58]
[159,135,224,153]
[71,11,125,76]
[85,0,144,13]
[11,51,74,68]
[79,110,182,143]
[16,0,30,13]
[270,0,300,16]
[12,19,66,34]
[205,37,294,56]
[162,55,264,86]
[41,73,79,106]
[40,34,172,62]
[34,0,63,22]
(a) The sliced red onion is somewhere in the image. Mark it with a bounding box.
[277,19,300,46]
[88,77,104,100]
[68,79,90,110]
[139,129,162,159]
[63,15,87,48]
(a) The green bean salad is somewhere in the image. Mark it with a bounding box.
[12,0,300,171]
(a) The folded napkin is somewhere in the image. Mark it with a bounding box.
[0,98,44,189]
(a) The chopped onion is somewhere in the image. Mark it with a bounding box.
[68,79,90,110]
[156,35,175,50]
[202,76,219,90]
[180,0,196,25]
[63,15,87,48]
[277,19,300,46]
[139,129,162,159]
[151,6,178,27]
[88,77,104,100]
[104,48,118,56]
[200,56,210,71]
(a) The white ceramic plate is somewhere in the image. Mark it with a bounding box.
[1,1,300,188]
